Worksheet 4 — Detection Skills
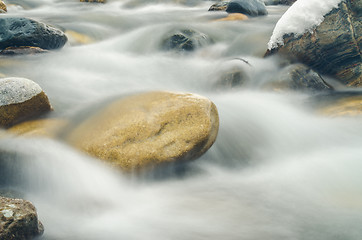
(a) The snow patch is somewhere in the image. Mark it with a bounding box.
[267,0,343,50]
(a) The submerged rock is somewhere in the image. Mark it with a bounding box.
[8,119,67,138]
[0,1,6,13]
[0,77,52,128]
[213,58,252,89]
[263,0,296,5]
[0,196,44,240]
[0,46,48,55]
[265,64,333,92]
[313,92,362,117]
[0,17,67,51]
[216,13,249,21]
[208,2,229,11]
[65,91,219,171]
[266,0,362,86]
[226,0,268,16]
[161,29,213,52]
[80,0,106,3]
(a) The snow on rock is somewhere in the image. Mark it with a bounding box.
[268,0,343,49]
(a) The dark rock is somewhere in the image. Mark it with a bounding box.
[0,17,67,51]
[208,2,229,11]
[0,77,52,128]
[266,64,333,92]
[265,0,361,86]
[0,196,44,240]
[161,29,213,52]
[0,46,48,55]
[226,0,267,16]
[263,0,296,5]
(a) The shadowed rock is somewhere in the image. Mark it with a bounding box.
[0,196,44,240]
[266,0,362,86]
[161,29,213,52]
[226,0,267,16]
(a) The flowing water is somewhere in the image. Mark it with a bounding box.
[1,1,362,239]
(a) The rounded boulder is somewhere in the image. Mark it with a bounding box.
[0,77,52,128]
[65,91,219,171]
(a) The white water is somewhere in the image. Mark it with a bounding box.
[1,1,362,240]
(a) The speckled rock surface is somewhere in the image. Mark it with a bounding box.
[208,2,229,11]
[226,0,267,16]
[266,0,362,86]
[0,1,6,13]
[0,77,52,128]
[0,197,44,240]
[0,17,67,50]
[65,91,219,171]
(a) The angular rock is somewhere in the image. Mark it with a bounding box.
[0,77,52,128]
[208,2,229,11]
[266,64,333,92]
[226,0,268,16]
[161,29,213,52]
[266,0,362,86]
[0,17,67,51]
[64,91,219,171]
[0,1,6,13]
[0,196,44,240]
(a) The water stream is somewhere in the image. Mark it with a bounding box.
[1,1,362,239]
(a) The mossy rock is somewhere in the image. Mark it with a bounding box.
[64,91,219,171]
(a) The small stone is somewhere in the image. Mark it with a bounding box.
[0,46,48,55]
[208,2,229,11]
[216,13,249,21]
[0,77,52,128]
[226,0,268,16]
[161,29,213,52]
[80,0,106,3]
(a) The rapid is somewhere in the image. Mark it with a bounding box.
[0,0,362,239]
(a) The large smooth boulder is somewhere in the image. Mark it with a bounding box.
[0,77,52,128]
[0,17,67,50]
[0,197,44,240]
[65,91,219,171]
[266,0,361,86]
[161,29,213,52]
[226,0,268,16]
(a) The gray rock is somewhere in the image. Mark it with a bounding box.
[265,0,361,87]
[263,0,296,5]
[0,77,52,128]
[214,58,252,89]
[0,196,44,240]
[161,29,213,52]
[266,64,333,92]
[0,17,67,50]
[226,0,267,16]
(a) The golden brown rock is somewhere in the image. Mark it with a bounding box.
[0,78,52,128]
[65,30,94,45]
[0,1,7,13]
[65,91,219,171]
[8,119,67,137]
[318,96,362,117]
[216,13,248,21]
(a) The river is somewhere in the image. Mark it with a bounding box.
[1,0,362,239]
